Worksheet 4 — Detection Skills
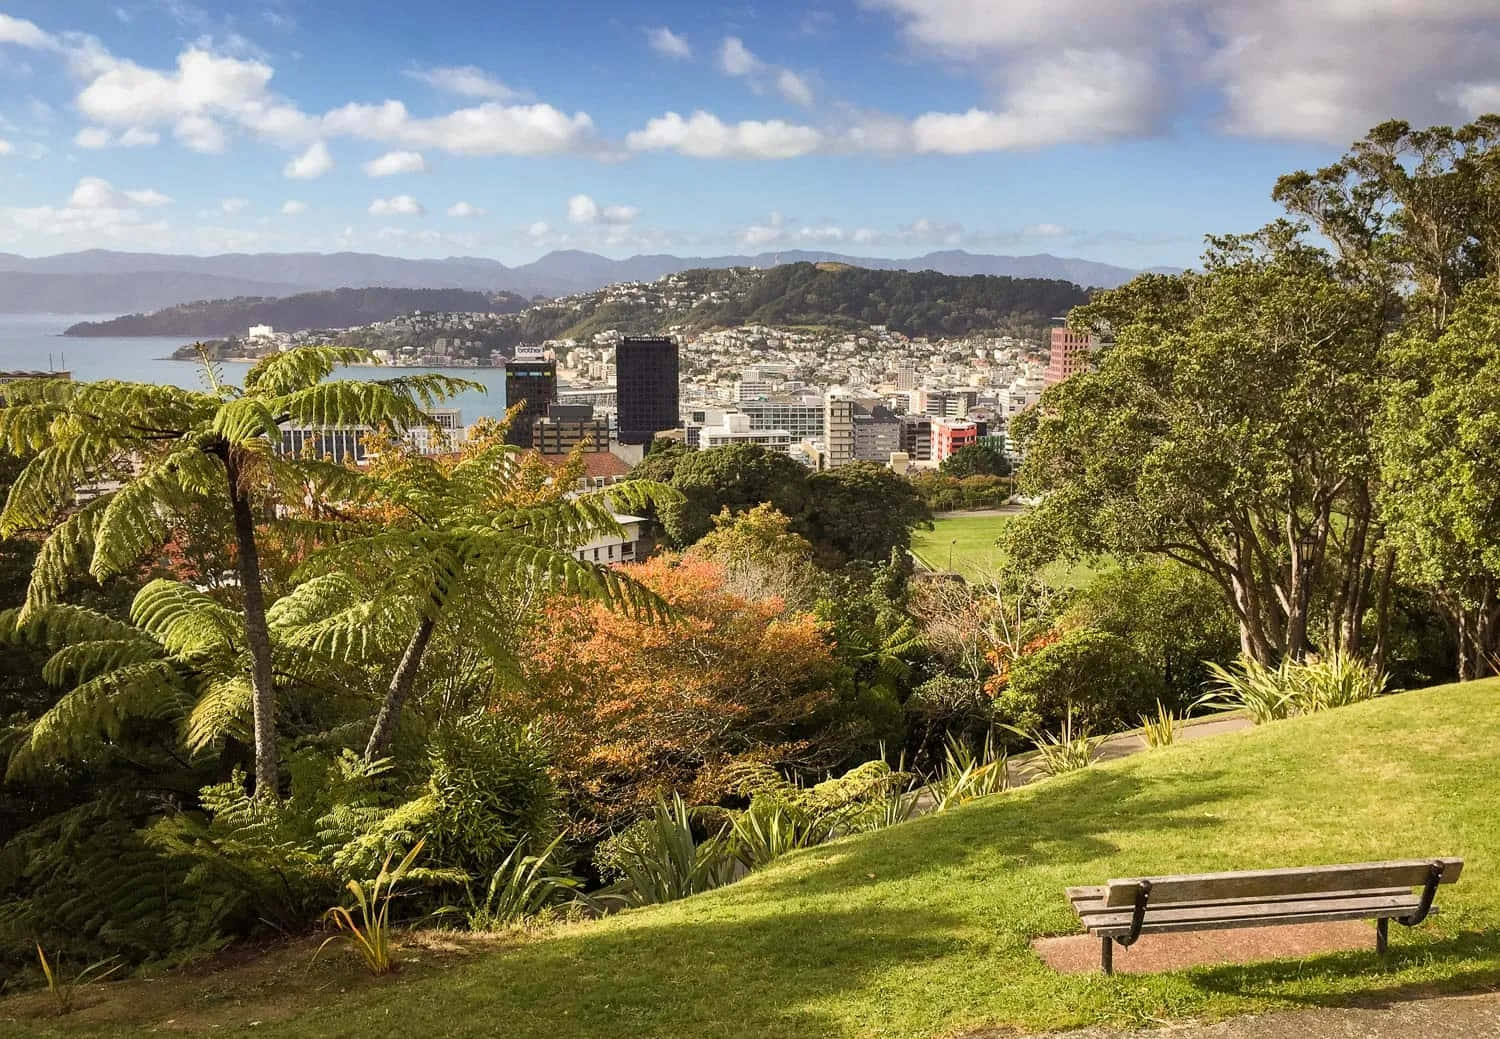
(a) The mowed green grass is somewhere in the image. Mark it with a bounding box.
[10,679,1500,1038]
[910,510,1110,587]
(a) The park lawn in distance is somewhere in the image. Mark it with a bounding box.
[910,510,1110,587]
[8,678,1500,1038]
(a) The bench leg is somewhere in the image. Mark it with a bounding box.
[1101,936,1113,975]
[1376,917,1389,956]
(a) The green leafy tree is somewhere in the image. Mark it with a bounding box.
[1008,225,1389,665]
[806,462,931,563]
[1065,561,1240,706]
[657,444,814,547]
[0,348,471,796]
[1380,287,1500,678]
[939,442,1011,479]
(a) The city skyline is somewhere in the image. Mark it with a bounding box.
[0,1,1497,269]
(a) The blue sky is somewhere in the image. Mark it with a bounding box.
[0,0,1497,269]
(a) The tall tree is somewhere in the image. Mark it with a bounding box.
[1008,225,1389,664]
[1380,286,1500,678]
[0,348,470,796]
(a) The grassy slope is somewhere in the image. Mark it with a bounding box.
[10,680,1500,1038]
[910,512,1109,587]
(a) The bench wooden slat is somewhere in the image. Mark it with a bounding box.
[1082,893,1420,936]
[1073,886,1414,916]
[1103,858,1463,907]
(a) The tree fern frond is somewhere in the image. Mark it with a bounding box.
[42,638,165,687]
[243,346,374,395]
[183,675,252,753]
[211,397,281,444]
[20,495,111,618]
[265,572,366,628]
[91,447,221,581]
[0,602,147,650]
[274,381,425,432]
[6,660,189,778]
[0,434,129,530]
[131,579,242,656]
[374,374,485,409]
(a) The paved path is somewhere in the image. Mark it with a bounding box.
[1005,988,1500,1038]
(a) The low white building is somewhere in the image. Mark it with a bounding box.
[573,513,648,565]
[699,412,793,452]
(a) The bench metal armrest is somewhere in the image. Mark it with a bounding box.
[1115,880,1152,947]
[1397,861,1445,927]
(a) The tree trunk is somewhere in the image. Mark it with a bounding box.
[1370,549,1395,675]
[225,450,279,799]
[364,614,437,761]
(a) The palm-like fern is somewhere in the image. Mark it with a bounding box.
[293,439,682,760]
[1,579,374,778]
[0,348,475,796]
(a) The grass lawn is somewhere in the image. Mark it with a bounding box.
[7,679,1500,1037]
[909,510,1111,587]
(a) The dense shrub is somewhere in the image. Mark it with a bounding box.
[996,628,1163,734]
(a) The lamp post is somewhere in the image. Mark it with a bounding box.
[949,538,957,572]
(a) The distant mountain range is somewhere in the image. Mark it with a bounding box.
[0,248,1175,315]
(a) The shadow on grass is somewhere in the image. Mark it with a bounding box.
[1186,928,1500,1009]
[261,901,977,1039]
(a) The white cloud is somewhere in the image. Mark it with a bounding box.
[369,194,424,216]
[775,69,814,106]
[281,199,306,214]
[0,138,11,156]
[566,193,638,225]
[1025,222,1067,236]
[526,220,550,238]
[74,126,113,149]
[173,113,228,153]
[363,149,427,176]
[322,99,595,156]
[284,139,333,178]
[119,126,159,147]
[647,27,692,60]
[447,200,485,218]
[0,14,57,49]
[220,197,249,214]
[75,46,273,128]
[626,110,823,159]
[869,0,1500,145]
[405,65,520,101]
[716,36,814,106]
[68,176,171,208]
[719,37,761,77]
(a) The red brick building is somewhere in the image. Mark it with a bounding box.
[1044,325,1096,386]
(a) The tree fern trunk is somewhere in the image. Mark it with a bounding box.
[364,614,436,761]
[225,451,279,799]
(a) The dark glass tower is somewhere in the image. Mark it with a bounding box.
[503,359,557,448]
[616,336,679,445]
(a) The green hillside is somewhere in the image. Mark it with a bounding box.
[9,679,1500,1037]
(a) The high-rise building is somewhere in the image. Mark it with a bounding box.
[616,336,680,445]
[504,358,557,448]
[739,396,824,441]
[853,401,901,462]
[1044,321,1097,386]
[824,394,856,468]
[900,414,933,462]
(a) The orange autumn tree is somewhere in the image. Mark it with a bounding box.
[513,553,854,834]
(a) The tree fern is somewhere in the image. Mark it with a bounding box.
[0,351,477,797]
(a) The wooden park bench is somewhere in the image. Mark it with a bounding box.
[1067,857,1463,974]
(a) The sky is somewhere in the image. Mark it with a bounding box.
[0,0,1497,270]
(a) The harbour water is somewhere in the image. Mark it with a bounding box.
[0,314,508,418]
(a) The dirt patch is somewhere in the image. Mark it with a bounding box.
[1033,921,1377,975]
